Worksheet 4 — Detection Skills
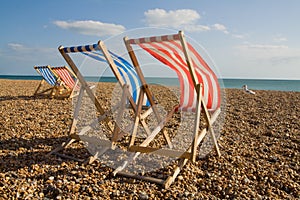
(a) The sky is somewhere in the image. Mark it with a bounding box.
[0,0,299,79]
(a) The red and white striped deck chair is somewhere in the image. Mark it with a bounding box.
[113,31,222,188]
[51,66,80,98]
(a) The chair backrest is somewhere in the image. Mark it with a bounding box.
[34,65,57,86]
[51,66,78,90]
[125,31,221,112]
[62,43,150,106]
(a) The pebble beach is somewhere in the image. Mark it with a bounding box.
[0,79,299,199]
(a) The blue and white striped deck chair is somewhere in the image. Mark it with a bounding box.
[62,41,154,138]
[48,41,154,164]
[33,65,58,96]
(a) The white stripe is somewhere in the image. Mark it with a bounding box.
[156,41,196,109]
[111,55,141,100]
[142,42,194,109]
[189,51,214,104]
[85,51,149,106]
[89,45,95,51]
[189,49,219,110]
[129,34,220,110]
[168,35,175,41]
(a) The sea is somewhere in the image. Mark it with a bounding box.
[0,75,299,92]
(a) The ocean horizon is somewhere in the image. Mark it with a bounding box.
[0,75,299,92]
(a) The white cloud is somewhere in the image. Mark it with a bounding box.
[7,43,56,53]
[212,23,229,34]
[7,43,27,51]
[238,44,288,50]
[53,20,126,37]
[232,34,246,39]
[184,24,211,32]
[144,9,200,28]
[234,42,300,67]
[3,43,58,63]
[273,36,288,43]
[144,9,230,34]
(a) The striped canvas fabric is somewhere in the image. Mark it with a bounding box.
[62,44,150,107]
[51,67,79,90]
[62,44,99,53]
[127,33,221,111]
[35,66,57,86]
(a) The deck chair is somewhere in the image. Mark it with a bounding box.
[51,66,81,98]
[47,41,156,163]
[112,31,222,188]
[33,65,59,97]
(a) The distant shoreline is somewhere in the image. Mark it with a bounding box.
[0,75,299,92]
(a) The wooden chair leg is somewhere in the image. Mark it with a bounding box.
[164,158,189,189]
[46,138,76,157]
[33,79,44,95]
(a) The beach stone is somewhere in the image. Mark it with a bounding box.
[138,191,149,200]
[0,80,299,199]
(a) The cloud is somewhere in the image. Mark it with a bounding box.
[7,43,27,51]
[144,9,229,33]
[273,36,288,43]
[232,34,247,39]
[144,9,200,28]
[212,23,229,34]
[53,20,126,37]
[234,42,300,67]
[270,56,300,65]
[184,24,211,32]
[3,43,58,63]
[238,44,288,50]
[7,43,56,53]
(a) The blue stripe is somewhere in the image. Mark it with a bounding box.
[63,44,99,53]
[63,47,68,53]
[37,67,57,86]
[110,52,150,106]
[62,43,150,106]
[109,52,141,104]
[84,51,139,101]
[82,50,150,106]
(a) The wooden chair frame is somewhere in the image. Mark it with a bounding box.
[47,41,163,163]
[47,45,116,164]
[34,65,80,99]
[33,65,60,97]
[112,31,221,188]
[51,66,81,98]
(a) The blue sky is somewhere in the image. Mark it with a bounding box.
[0,0,299,79]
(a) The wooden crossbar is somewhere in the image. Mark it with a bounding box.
[112,31,222,188]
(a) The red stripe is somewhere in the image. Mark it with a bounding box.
[130,34,220,110]
[53,68,77,90]
[161,40,197,109]
[140,43,190,108]
[164,39,203,107]
[140,42,195,109]
[182,43,217,109]
[150,37,156,42]
[128,39,134,44]
[161,35,168,41]
[59,69,72,88]
[140,38,146,43]
[188,44,220,108]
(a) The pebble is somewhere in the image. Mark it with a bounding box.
[138,191,149,200]
[0,80,299,199]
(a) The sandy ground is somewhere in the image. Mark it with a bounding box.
[0,79,299,199]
